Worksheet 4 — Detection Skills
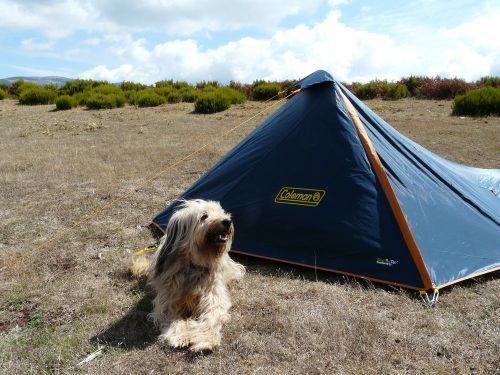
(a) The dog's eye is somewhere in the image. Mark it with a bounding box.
[200,213,208,221]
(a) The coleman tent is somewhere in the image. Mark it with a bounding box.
[153,70,500,291]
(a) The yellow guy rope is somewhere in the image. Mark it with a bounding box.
[6,89,300,271]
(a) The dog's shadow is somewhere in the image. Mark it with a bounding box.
[91,277,159,350]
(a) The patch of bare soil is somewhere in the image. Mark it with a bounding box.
[0,98,498,374]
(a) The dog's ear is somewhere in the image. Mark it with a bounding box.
[154,218,182,276]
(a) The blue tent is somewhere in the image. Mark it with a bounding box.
[153,70,500,291]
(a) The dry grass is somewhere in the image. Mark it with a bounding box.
[0,98,499,374]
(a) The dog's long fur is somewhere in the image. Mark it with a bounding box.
[131,199,245,351]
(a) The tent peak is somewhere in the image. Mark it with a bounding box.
[294,70,335,90]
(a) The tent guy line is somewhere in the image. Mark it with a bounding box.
[6,90,297,273]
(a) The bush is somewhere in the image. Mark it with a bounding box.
[0,88,6,100]
[9,80,26,97]
[18,82,39,94]
[154,87,174,98]
[86,93,125,109]
[74,91,91,106]
[124,90,139,105]
[252,83,281,100]
[166,91,181,103]
[93,84,122,96]
[195,92,231,113]
[19,87,57,105]
[172,81,190,89]
[120,81,147,91]
[452,87,500,117]
[418,77,474,100]
[399,76,424,96]
[178,87,200,102]
[55,95,75,110]
[218,87,245,104]
[355,81,383,99]
[59,79,107,95]
[137,90,166,107]
[384,83,410,100]
[479,76,500,88]
[196,80,220,89]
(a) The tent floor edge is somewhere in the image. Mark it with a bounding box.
[230,249,427,291]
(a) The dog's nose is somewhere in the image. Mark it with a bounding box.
[221,219,232,228]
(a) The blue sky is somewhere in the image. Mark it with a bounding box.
[0,0,499,83]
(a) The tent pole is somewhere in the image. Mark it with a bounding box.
[336,84,435,291]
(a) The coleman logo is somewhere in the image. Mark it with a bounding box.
[275,187,326,207]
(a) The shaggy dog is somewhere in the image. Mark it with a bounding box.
[131,199,245,351]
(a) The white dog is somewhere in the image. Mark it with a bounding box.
[131,199,245,351]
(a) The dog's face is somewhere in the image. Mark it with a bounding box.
[191,200,234,263]
[160,199,233,268]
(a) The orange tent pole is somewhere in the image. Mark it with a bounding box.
[336,85,434,291]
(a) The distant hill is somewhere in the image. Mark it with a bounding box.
[0,76,72,86]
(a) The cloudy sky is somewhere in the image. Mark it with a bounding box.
[0,0,499,83]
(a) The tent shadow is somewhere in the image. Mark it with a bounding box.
[230,252,392,288]
[91,287,159,350]
[230,253,499,296]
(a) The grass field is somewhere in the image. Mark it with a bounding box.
[0,97,499,374]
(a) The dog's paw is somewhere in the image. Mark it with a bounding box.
[159,332,190,348]
[234,263,246,279]
[159,321,191,348]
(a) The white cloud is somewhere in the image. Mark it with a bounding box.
[328,0,349,6]
[0,0,97,38]
[83,37,101,46]
[78,10,500,84]
[80,64,136,82]
[0,0,322,37]
[21,38,55,51]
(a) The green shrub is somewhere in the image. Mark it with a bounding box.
[86,92,125,109]
[154,87,174,98]
[172,81,190,89]
[59,79,107,95]
[355,81,381,99]
[479,76,500,88]
[74,91,91,106]
[155,80,174,88]
[166,91,181,103]
[452,87,500,117]
[124,90,139,105]
[196,80,220,89]
[252,83,281,100]
[0,88,6,100]
[353,80,410,100]
[137,90,166,107]
[120,81,147,91]
[55,95,75,110]
[195,92,231,113]
[19,87,57,105]
[43,83,58,92]
[93,84,122,95]
[114,93,126,107]
[399,76,424,96]
[9,80,26,96]
[178,87,200,102]
[217,87,245,104]
[384,83,410,100]
[18,82,39,94]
